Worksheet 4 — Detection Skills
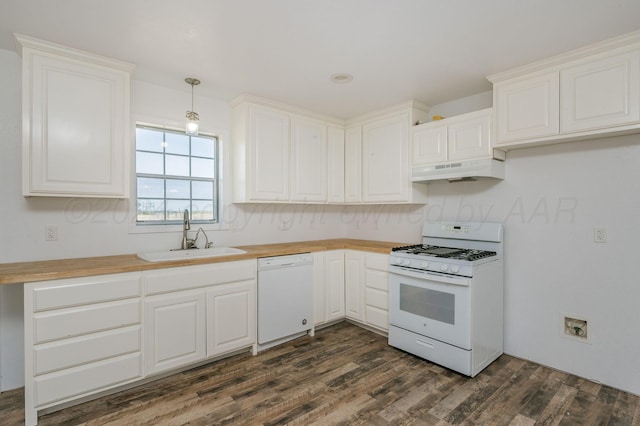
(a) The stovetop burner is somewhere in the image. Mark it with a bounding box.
[392,244,497,261]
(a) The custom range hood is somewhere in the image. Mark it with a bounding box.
[411,158,505,183]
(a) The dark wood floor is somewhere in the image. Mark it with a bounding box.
[2,322,639,425]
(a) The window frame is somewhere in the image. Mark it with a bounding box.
[130,122,227,233]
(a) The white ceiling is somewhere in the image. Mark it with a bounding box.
[1,0,640,119]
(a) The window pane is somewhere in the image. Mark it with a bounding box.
[166,179,190,199]
[192,136,215,158]
[191,158,215,178]
[166,200,191,220]
[137,177,164,198]
[136,128,164,152]
[137,152,164,175]
[192,200,214,221]
[135,125,217,225]
[137,199,165,221]
[192,180,213,199]
[165,132,189,155]
[166,155,189,176]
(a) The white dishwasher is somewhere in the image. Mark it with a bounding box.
[257,253,313,346]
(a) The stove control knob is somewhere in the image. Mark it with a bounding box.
[402,259,411,266]
[391,257,401,264]
[440,264,449,272]
[421,261,429,268]
[451,266,460,273]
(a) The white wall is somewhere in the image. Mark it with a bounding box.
[427,90,492,121]
[348,135,640,395]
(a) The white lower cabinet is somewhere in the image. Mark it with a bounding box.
[313,250,345,326]
[144,290,206,375]
[24,260,257,426]
[363,253,390,332]
[344,250,365,322]
[207,280,256,357]
[24,273,144,426]
[344,251,390,332]
[143,260,257,375]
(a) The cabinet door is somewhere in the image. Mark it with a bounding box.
[344,251,365,322]
[248,106,290,201]
[362,113,409,202]
[144,290,206,375]
[344,126,362,203]
[412,123,448,165]
[495,71,560,143]
[21,44,132,197]
[325,251,346,322]
[206,281,256,357]
[327,126,345,203]
[290,118,328,202]
[448,110,492,161]
[312,252,327,325]
[561,50,640,133]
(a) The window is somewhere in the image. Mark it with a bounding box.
[135,125,219,224]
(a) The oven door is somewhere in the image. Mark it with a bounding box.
[389,267,470,350]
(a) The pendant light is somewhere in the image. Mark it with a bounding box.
[185,77,200,136]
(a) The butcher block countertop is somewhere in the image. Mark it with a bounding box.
[0,239,406,285]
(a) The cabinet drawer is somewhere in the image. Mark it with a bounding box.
[144,260,257,295]
[34,352,142,407]
[32,273,141,312]
[365,254,389,272]
[365,306,388,331]
[34,326,141,375]
[366,287,388,310]
[34,299,140,344]
[365,269,388,291]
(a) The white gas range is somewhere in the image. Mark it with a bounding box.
[388,221,504,377]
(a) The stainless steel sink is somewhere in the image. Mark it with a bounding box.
[137,247,247,262]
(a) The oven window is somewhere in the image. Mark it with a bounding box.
[399,283,455,325]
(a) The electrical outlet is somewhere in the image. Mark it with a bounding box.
[45,225,58,241]
[594,227,607,243]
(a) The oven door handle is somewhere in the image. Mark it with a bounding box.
[389,269,470,286]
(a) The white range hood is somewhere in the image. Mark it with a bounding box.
[411,158,505,183]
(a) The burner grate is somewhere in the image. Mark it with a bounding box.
[392,244,496,261]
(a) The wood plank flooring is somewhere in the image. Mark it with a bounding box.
[2,322,639,425]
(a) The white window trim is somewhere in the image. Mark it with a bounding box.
[128,118,231,235]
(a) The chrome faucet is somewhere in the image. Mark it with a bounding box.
[181,209,196,249]
[178,209,213,250]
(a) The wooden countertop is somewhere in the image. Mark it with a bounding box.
[0,239,406,285]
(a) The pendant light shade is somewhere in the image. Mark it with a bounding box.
[185,77,200,136]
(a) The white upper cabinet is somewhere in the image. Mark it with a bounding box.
[351,103,428,204]
[15,34,135,198]
[232,96,340,204]
[327,126,345,203]
[494,72,560,144]
[560,50,640,133]
[233,103,290,202]
[362,113,410,202]
[344,125,362,203]
[232,96,428,204]
[489,32,640,148]
[290,117,328,202]
[412,109,494,166]
[412,122,448,165]
[448,110,493,161]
